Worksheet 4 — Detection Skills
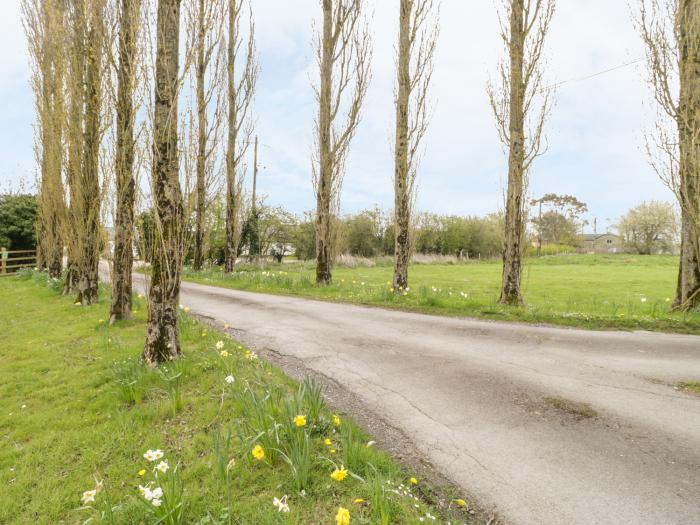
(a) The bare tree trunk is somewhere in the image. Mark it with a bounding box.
[24,0,65,279]
[224,0,239,274]
[144,0,183,364]
[313,0,370,285]
[675,214,700,307]
[489,0,554,306]
[110,0,140,322]
[499,1,526,306]
[193,0,207,271]
[674,0,700,310]
[63,1,87,295]
[640,1,700,310]
[315,0,334,285]
[224,2,239,275]
[224,0,256,273]
[41,36,64,280]
[76,1,105,306]
[392,0,412,290]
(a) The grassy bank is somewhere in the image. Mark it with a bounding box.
[181,254,700,334]
[0,271,470,524]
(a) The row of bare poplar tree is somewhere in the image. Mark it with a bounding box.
[22,0,700,364]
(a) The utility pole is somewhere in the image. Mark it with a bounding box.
[538,199,542,257]
[250,135,259,260]
[252,135,258,216]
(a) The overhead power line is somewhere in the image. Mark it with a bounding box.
[542,57,643,93]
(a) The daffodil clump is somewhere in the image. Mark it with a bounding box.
[136,448,184,522]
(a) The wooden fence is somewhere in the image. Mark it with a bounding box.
[0,248,37,276]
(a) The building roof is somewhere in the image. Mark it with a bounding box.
[583,233,619,241]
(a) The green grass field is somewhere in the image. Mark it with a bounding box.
[0,272,470,524]
[182,254,700,334]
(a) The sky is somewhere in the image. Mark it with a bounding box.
[0,1,674,233]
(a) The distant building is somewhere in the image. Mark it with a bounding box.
[582,233,622,254]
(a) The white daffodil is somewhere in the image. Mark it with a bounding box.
[225,375,235,384]
[273,495,290,513]
[81,489,97,504]
[143,450,157,462]
[215,340,225,350]
[151,498,162,507]
[153,449,164,460]
[151,487,163,499]
[156,461,169,474]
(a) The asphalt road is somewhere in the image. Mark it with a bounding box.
[128,272,700,525]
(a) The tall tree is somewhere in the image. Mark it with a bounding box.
[617,201,679,255]
[22,0,66,279]
[224,0,257,273]
[314,0,371,285]
[186,0,225,271]
[488,0,555,305]
[392,0,438,291]
[110,0,142,322]
[62,0,87,295]
[144,0,184,364]
[639,0,700,310]
[74,0,107,305]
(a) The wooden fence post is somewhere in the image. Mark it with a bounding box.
[1,247,7,275]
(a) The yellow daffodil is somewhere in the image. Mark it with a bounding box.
[353,498,365,504]
[410,477,418,485]
[252,444,265,461]
[324,438,332,446]
[454,498,467,507]
[138,469,146,476]
[330,448,337,453]
[220,350,229,357]
[330,465,348,481]
[335,507,350,525]
[183,306,191,313]
[333,414,341,426]
[293,414,307,427]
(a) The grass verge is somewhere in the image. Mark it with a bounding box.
[0,270,474,524]
[178,254,700,335]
